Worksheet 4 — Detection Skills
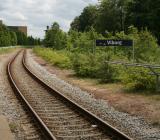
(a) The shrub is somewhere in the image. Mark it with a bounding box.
[97,56,116,83]
[71,53,99,78]
[121,67,156,91]
[33,47,72,69]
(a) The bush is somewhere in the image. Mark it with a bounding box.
[33,47,72,69]
[70,50,117,83]
[97,56,116,83]
[121,67,156,91]
[71,53,99,78]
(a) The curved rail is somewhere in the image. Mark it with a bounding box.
[7,50,133,140]
[7,50,57,140]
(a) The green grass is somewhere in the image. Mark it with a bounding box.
[9,122,18,133]
[33,47,72,69]
[0,47,17,54]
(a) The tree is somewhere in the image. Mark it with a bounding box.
[126,0,160,42]
[15,31,27,45]
[95,0,129,34]
[26,36,41,45]
[70,17,80,31]
[10,31,17,45]
[70,5,97,32]
[44,22,67,49]
[0,23,17,47]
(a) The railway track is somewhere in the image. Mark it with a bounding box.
[7,50,133,140]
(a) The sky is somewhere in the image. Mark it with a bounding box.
[0,0,97,38]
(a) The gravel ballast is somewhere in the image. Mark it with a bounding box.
[0,52,25,139]
[27,50,160,140]
[0,51,42,140]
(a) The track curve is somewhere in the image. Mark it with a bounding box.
[7,50,133,140]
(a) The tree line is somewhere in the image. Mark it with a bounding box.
[70,0,160,43]
[42,0,160,91]
[0,24,17,46]
[0,23,41,47]
[44,0,160,49]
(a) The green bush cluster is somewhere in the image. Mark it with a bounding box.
[120,67,156,90]
[71,53,99,78]
[33,47,72,69]
[70,52,117,83]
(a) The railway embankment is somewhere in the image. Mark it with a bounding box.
[29,49,160,139]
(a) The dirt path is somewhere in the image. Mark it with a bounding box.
[31,50,160,128]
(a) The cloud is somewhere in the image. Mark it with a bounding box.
[12,12,27,21]
[0,0,97,38]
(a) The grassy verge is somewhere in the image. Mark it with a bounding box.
[33,47,160,92]
[0,47,18,55]
[33,47,72,69]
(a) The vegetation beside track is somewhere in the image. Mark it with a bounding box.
[34,0,160,92]
[0,47,18,55]
[33,48,72,69]
[33,26,160,91]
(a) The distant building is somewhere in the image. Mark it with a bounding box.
[8,26,27,36]
[0,20,27,36]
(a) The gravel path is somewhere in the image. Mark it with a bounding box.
[27,50,160,140]
[0,51,42,140]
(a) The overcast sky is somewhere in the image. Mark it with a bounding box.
[0,0,97,38]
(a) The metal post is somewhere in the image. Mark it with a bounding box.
[132,41,135,62]
[156,75,160,92]
[92,39,95,55]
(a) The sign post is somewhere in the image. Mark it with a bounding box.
[92,39,95,55]
[156,75,160,92]
[132,41,135,62]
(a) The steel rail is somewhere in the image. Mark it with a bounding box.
[7,50,57,140]
[22,50,133,140]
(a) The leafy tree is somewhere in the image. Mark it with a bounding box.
[95,0,129,34]
[27,36,41,45]
[70,17,80,31]
[0,23,17,46]
[70,5,97,32]
[15,31,27,45]
[44,22,67,49]
[10,31,17,45]
[27,36,34,45]
[15,31,41,46]
[126,0,160,42]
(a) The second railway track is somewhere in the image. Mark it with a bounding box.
[7,50,133,140]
